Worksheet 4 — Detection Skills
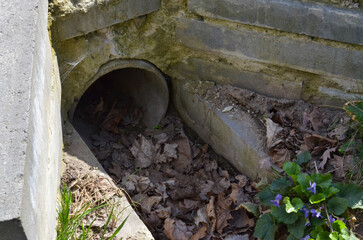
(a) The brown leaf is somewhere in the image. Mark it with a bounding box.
[164,218,193,240]
[265,118,283,148]
[141,196,162,214]
[218,178,231,189]
[172,137,193,173]
[235,175,248,188]
[330,154,352,178]
[190,225,207,240]
[130,135,158,168]
[319,147,337,169]
[230,186,245,206]
[156,143,178,164]
[271,149,291,168]
[328,125,349,140]
[180,199,200,212]
[194,207,208,226]
[164,218,176,240]
[216,193,233,234]
[308,108,324,132]
[156,206,171,219]
[304,134,337,150]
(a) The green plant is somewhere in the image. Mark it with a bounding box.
[57,186,128,240]
[153,124,162,130]
[341,100,363,186]
[254,158,363,240]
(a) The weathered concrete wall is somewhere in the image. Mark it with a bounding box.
[51,0,362,114]
[0,0,62,239]
[52,0,161,40]
[49,0,362,181]
[188,0,363,45]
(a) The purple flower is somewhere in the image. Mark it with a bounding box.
[301,235,310,240]
[300,206,309,218]
[307,181,317,194]
[305,220,310,226]
[310,208,322,218]
[270,194,283,207]
[328,215,336,226]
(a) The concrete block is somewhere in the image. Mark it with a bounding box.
[54,0,161,40]
[176,19,363,80]
[188,0,363,45]
[170,58,303,100]
[0,0,62,239]
[173,79,268,180]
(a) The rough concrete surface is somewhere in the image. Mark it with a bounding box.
[173,80,268,180]
[170,57,303,100]
[64,125,154,240]
[189,0,363,45]
[176,18,363,80]
[53,0,161,40]
[0,0,62,239]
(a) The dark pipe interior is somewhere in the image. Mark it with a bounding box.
[73,67,160,147]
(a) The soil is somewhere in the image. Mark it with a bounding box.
[72,82,362,239]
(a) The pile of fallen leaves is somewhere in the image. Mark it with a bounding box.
[205,85,351,181]
[74,82,359,239]
[75,92,260,239]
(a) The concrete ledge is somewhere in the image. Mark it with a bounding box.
[170,58,303,100]
[176,19,363,80]
[0,0,62,239]
[64,125,154,240]
[188,0,363,45]
[173,80,268,180]
[53,0,161,40]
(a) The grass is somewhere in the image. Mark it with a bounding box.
[342,100,363,186]
[57,186,129,240]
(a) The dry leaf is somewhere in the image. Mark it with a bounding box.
[194,207,208,226]
[141,196,162,214]
[319,147,336,169]
[308,108,324,132]
[271,149,291,168]
[230,186,245,206]
[130,135,158,168]
[164,218,193,240]
[265,118,283,148]
[190,225,207,240]
[156,206,172,219]
[164,218,176,240]
[172,137,193,173]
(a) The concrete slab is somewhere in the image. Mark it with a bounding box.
[189,0,363,45]
[176,18,363,80]
[173,79,269,180]
[53,0,161,40]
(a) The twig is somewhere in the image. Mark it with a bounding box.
[323,204,333,232]
[314,161,319,173]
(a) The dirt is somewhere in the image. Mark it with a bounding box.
[72,82,360,239]
[61,152,125,239]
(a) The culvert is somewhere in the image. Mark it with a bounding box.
[69,59,169,129]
